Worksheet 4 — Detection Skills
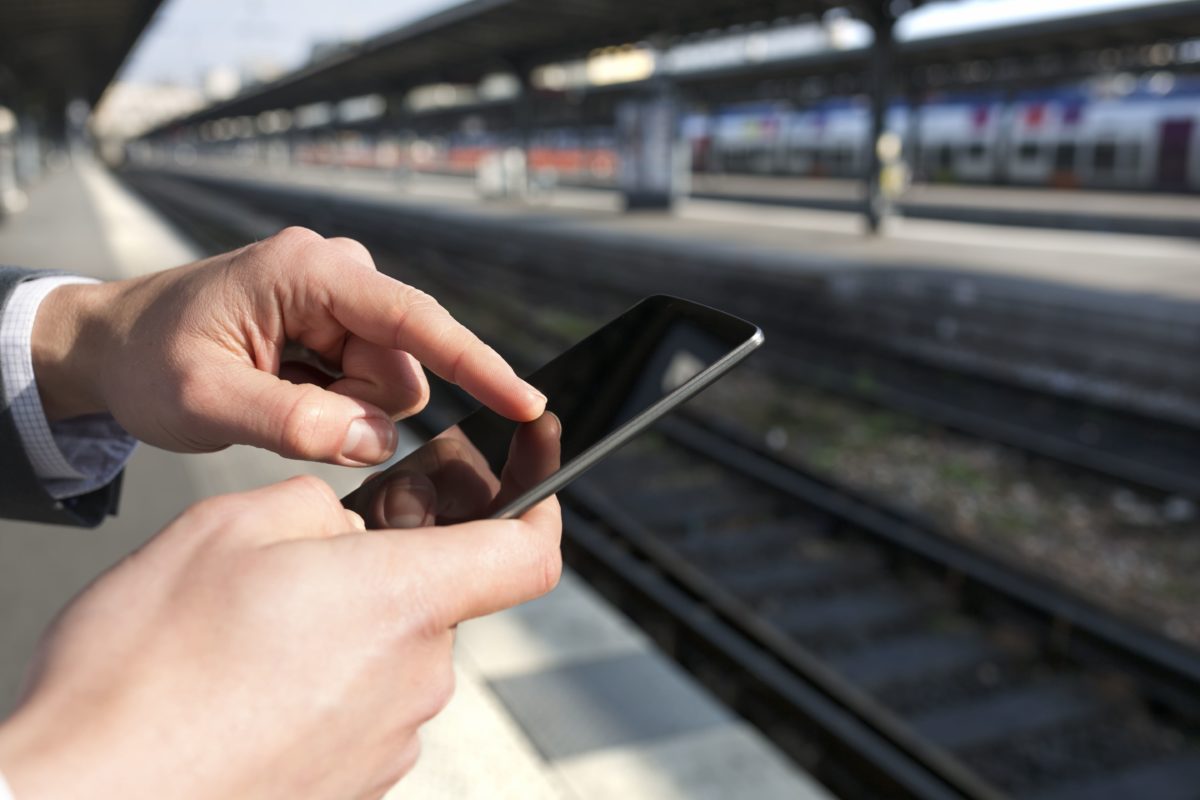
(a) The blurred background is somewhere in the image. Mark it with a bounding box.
[2,0,1200,798]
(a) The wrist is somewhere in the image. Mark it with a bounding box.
[31,282,113,422]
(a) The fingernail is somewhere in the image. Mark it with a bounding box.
[384,481,435,528]
[528,386,548,406]
[341,417,396,464]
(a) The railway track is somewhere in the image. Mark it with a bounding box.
[124,169,1200,796]
[565,417,1200,799]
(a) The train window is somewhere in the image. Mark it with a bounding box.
[1054,143,1076,171]
[966,142,987,160]
[1093,141,1117,171]
[1017,141,1040,161]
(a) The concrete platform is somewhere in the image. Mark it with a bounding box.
[0,158,830,799]
[162,157,1200,302]
[688,173,1200,238]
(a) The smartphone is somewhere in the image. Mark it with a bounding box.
[341,295,763,527]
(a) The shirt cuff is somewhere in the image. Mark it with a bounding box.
[0,276,138,500]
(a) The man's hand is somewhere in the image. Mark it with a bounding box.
[30,227,545,465]
[0,476,562,799]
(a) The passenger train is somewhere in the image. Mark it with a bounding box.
[278,76,1200,192]
[692,78,1200,191]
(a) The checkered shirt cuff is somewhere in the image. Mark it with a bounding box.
[0,276,137,500]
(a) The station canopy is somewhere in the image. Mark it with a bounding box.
[156,0,1200,132]
[673,0,1200,97]
[0,0,165,105]
[905,0,1200,64]
[161,0,925,126]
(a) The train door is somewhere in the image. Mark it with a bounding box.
[1157,119,1193,191]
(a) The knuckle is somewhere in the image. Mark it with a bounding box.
[402,286,442,317]
[391,286,443,347]
[443,339,472,384]
[326,236,374,266]
[409,293,442,323]
[172,492,248,544]
[177,494,230,526]
[402,284,435,305]
[283,474,338,509]
[271,225,323,250]
[257,227,327,280]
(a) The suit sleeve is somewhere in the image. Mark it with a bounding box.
[0,267,123,528]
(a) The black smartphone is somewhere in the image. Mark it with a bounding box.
[342,295,763,528]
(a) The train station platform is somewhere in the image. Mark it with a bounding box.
[688,173,1200,239]
[0,158,829,799]
[146,158,1200,302]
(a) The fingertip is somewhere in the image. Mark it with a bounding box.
[509,385,547,422]
[528,384,548,408]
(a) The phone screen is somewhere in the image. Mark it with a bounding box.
[342,295,761,528]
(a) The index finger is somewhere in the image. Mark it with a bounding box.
[329,270,545,421]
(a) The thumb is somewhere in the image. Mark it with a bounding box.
[199,367,398,465]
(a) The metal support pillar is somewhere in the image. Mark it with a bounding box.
[617,74,682,212]
[389,104,412,179]
[905,81,923,183]
[510,65,535,198]
[863,8,897,233]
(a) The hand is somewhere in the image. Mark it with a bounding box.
[346,411,563,528]
[0,476,562,800]
[30,227,545,465]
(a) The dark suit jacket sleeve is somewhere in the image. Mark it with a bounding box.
[0,266,123,527]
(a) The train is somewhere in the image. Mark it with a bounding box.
[152,74,1200,194]
[691,77,1200,192]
